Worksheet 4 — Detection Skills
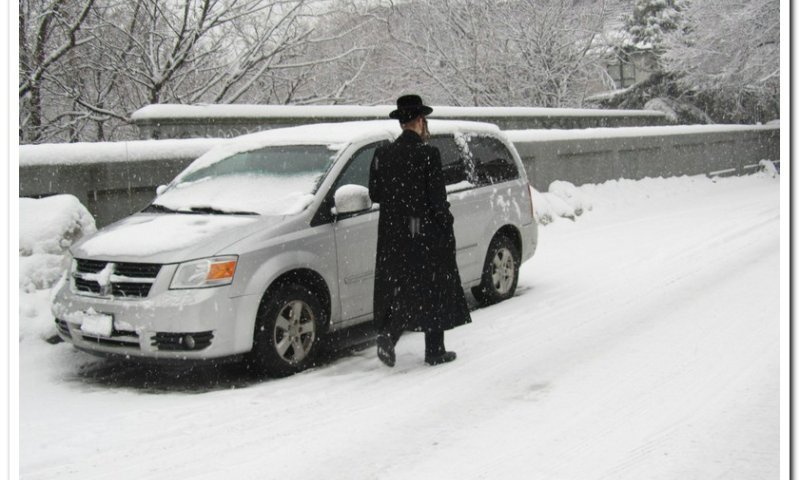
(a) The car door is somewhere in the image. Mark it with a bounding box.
[328,141,387,326]
[428,134,490,284]
[465,133,525,257]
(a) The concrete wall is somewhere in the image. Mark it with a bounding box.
[19,125,780,228]
[20,158,196,228]
[131,104,668,140]
[508,126,780,191]
[19,138,222,228]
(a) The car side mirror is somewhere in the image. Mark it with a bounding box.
[156,185,168,196]
[333,185,372,215]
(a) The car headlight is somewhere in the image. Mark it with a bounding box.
[170,255,238,289]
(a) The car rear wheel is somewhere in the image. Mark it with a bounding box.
[472,235,520,307]
[249,283,324,377]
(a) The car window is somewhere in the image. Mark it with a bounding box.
[333,142,386,191]
[310,141,388,226]
[467,136,519,185]
[429,135,472,186]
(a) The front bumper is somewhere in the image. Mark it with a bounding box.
[51,280,260,361]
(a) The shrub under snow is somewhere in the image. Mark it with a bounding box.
[532,181,593,224]
[19,195,95,294]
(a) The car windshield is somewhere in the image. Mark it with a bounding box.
[152,145,338,216]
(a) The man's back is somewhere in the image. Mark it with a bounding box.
[370,129,440,219]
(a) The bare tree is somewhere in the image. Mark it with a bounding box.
[226,1,377,105]
[90,0,319,107]
[381,0,503,106]
[19,0,375,143]
[500,0,608,107]
[19,0,97,142]
[380,0,607,108]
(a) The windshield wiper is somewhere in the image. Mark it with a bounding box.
[187,206,259,216]
[142,204,258,216]
[142,203,179,213]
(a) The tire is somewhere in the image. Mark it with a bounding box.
[472,235,520,307]
[248,283,325,377]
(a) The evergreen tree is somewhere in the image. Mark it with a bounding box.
[623,0,686,51]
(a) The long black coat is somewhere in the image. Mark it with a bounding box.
[368,129,472,333]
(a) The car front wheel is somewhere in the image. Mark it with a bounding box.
[249,283,324,377]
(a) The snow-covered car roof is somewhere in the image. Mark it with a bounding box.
[181,119,504,178]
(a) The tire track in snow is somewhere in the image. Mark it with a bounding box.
[368,177,779,478]
[395,179,780,478]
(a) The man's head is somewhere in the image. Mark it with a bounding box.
[399,115,428,139]
[390,94,433,139]
[389,94,433,122]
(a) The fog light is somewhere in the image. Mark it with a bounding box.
[184,335,196,349]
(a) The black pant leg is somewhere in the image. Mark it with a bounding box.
[425,330,445,356]
[390,324,404,346]
[382,321,404,346]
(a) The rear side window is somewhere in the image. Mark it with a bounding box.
[429,136,471,186]
[467,136,519,185]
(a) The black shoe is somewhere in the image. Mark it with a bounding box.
[425,351,457,366]
[377,335,396,367]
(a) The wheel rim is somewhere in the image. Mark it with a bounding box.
[273,300,316,364]
[491,247,516,295]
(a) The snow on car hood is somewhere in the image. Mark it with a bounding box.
[72,213,277,262]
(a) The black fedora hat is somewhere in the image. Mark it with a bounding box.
[389,94,433,122]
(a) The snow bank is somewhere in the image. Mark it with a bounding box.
[20,195,96,257]
[531,161,781,225]
[760,159,779,178]
[532,181,593,224]
[19,195,97,340]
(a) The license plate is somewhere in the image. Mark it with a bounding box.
[79,311,114,337]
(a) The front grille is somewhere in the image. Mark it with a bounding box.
[115,263,161,278]
[73,259,161,298]
[112,282,152,298]
[74,277,102,294]
[55,319,71,338]
[75,259,107,274]
[152,331,214,351]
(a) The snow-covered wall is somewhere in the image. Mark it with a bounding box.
[20,138,224,227]
[19,124,779,227]
[131,104,668,139]
[508,125,780,191]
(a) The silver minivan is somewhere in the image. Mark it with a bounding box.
[51,120,538,376]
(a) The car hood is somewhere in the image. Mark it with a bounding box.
[71,213,288,264]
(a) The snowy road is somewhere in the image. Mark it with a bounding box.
[20,174,780,479]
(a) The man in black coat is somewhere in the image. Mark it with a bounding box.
[369,94,472,367]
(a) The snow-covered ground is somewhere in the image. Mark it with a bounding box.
[19,172,782,479]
